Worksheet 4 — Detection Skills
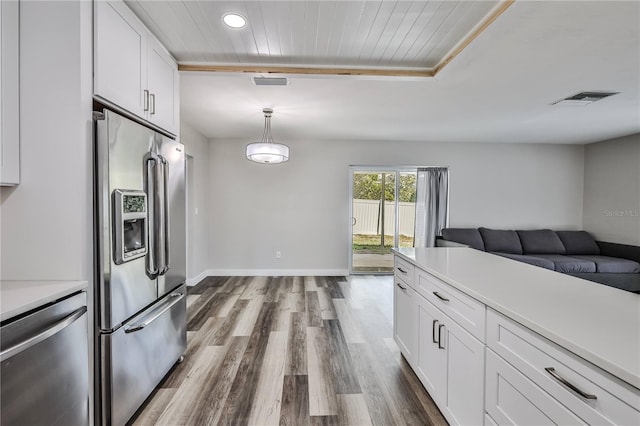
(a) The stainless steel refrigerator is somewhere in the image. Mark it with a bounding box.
[94,109,186,425]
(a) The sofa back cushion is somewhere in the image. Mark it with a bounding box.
[556,231,600,255]
[516,229,566,254]
[479,228,523,254]
[441,228,485,251]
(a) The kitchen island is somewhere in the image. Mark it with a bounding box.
[393,247,639,425]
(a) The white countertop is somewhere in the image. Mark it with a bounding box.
[0,280,88,322]
[394,247,640,390]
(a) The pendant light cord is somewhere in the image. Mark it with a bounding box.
[261,109,274,144]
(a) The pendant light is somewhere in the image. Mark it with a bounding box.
[246,108,290,164]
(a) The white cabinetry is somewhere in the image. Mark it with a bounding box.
[415,295,446,397]
[394,278,416,360]
[414,275,485,426]
[1,0,20,186]
[394,257,416,360]
[146,36,179,133]
[94,0,146,119]
[487,309,640,425]
[486,349,584,425]
[94,0,179,135]
[394,249,640,426]
[394,257,486,426]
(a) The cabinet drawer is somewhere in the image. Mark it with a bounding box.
[486,349,583,425]
[416,269,486,342]
[394,256,415,285]
[487,309,640,425]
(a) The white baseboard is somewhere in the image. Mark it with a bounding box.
[205,269,349,277]
[186,270,209,287]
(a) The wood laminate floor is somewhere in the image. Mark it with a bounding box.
[130,276,447,426]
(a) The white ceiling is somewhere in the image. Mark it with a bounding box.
[129,1,640,145]
[126,0,502,71]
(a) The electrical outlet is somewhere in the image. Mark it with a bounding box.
[275,251,281,259]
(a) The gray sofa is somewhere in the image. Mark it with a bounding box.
[439,228,640,274]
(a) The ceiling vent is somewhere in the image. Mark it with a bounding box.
[551,91,619,106]
[253,77,288,86]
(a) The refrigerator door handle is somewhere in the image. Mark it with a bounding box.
[145,153,159,279]
[124,292,184,333]
[161,157,170,274]
[156,156,167,275]
[0,306,87,362]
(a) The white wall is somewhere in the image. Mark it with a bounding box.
[583,133,640,245]
[207,139,585,274]
[0,1,93,281]
[0,2,94,420]
[181,121,210,284]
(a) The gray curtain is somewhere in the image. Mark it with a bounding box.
[414,167,449,247]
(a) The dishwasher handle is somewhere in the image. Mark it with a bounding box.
[124,292,184,333]
[0,306,87,362]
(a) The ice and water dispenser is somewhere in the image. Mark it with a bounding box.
[113,189,147,264]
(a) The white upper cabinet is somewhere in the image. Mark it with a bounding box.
[94,0,178,135]
[1,0,20,186]
[94,0,146,119]
[146,36,179,133]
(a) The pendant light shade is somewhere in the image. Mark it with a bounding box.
[246,108,289,164]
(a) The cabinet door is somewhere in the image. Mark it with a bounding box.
[442,312,485,426]
[1,0,20,186]
[147,36,178,134]
[486,349,583,425]
[94,0,147,118]
[393,279,416,362]
[415,296,446,404]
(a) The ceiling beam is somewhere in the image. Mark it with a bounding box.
[434,0,515,75]
[178,64,435,78]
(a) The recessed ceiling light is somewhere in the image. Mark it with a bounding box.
[223,13,246,29]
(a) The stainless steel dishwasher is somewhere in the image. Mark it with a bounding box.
[0,291,89,425]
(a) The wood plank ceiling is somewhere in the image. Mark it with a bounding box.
[124,0,510,76]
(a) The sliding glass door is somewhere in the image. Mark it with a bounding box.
[350,168,417,274]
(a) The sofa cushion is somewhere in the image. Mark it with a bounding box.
[492,252,555,270]
[572,255,640,273]
[555,231,600,255]
[479,228,523,254]
[534,255,597,273]
[441,228,485,251]
[516,229,566,254]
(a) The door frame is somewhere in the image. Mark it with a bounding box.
[348,166,420,275]
[185,154,194,281]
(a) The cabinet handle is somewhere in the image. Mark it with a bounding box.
[143,89,149,111]
[396,282,406,291]
[0,306,86,362]
[397,267,407,274]
[433,291,450,302]
[438,324,445,349]
[150,93,156,115]
[432,320,439,344]
[544,367,597,400]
